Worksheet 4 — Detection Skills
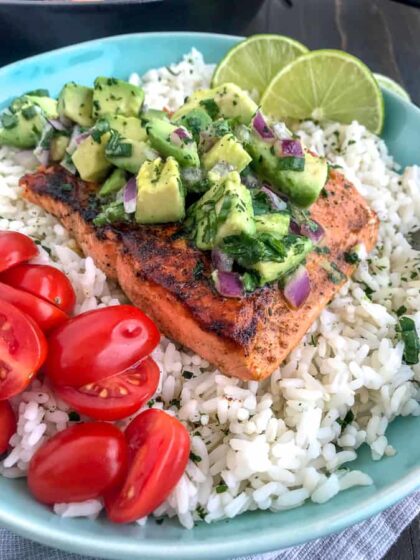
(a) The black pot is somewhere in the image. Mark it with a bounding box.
[0,0,265,66]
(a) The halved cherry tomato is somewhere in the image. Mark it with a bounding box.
[53,357,160,421]
[0,282,68,333]
[105,409,190,523]
[0,300,47,400]
[0,401,16,454]
[0,264,76,314]
[0,231,38,273]
[28,423,128,504]
[44,305,160,388]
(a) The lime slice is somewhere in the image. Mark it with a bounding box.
[212,34,308,100]
[374,73,411,102]
[261,49,384,134]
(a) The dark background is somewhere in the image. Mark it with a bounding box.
[0,0,418,557]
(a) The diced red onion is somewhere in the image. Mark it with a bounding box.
[170,127,191,146]
[211,248,233,273]
[12,150,38,168]
[66,126,82,155]
[290,219,325,243]
[277,139,304,158]
[272,122,292,140]
[300,221,325,243]
[261,185,287,211]
[234,124,251,144]
[199,130,218,153]
[123,176,137,214]
[59,114,73,128]
[252,111,275,141]
[242,172,259,189]
[33,146,49,166]
[283,266,311,308]
[48,118,69,132]
[210,162,234,177]
[212,270,243,298]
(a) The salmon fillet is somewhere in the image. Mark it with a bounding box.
[20,166,378,381]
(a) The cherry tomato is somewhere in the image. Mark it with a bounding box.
[0,264,76,314]
[44,305,160,388]
[28,423,128,504]
[0,300,47,400]
[53,357,160,421]
[0,282,68,333]
[105,409,190,523]
[0,401,16,454]
[0,231,38,273]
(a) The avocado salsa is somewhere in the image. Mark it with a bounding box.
[0,78,331,301]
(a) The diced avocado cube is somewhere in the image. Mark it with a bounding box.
[105,131,158,174]
[50,134,70,162]
[246,131,328,208]
[191,171,255,250]
[146,118,200,168]
[141,109,170,123]
[104,114,147,142]
[176,108,213,142]
[201,134,252,173]
[26,95,58,119]
[72,132,112,182]
[255,212,290,237]
[99,168,126,197]
[93,77,144,119]
[173,83,257,125]
[136,157,185,224]
[252,235,313,285]
[0,107,46,149]
[57,82,94,127]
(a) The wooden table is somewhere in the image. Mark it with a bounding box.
[245,2,420,558]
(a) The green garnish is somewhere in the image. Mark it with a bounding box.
[396,305,407,317]
[189,452,202,463]
[344,251,361,264]
[182,370,194,379]
[215,484,228,494]
[397,317,419,365]
[21,105,38,120]
[93,201,128,226]
[1,112,18,130]
[199,98,220,119]
[338,410,354,430]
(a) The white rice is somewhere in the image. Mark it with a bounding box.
[0,49,419,529]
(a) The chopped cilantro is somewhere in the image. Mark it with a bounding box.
[69,411,81,422]
[190,452,202,463]
[182,370,194,379]
[193,261,204,280]
[338,409,354,430]
[199,98,220,120]
[215,484,228,494]
[21,105,37,120]
[396,305,407,317]
[344,251,361,264]
[396,316,419,365]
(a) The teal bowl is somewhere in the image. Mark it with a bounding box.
[0,32,419,560]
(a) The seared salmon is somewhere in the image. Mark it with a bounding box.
[21,166,378,380]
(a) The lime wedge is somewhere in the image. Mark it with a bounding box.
[261,49,384,134]
[374,73,411,102]
[212,34,308,100]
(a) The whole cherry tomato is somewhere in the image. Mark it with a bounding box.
[53,357,160,421]
[28,423,128,504]
[0,401,16,454]
[0,282,68,333]
[44,305,160,388]
[105,409,190,523]
[0,264,76,314]
[0,231,38,273]
[0,300,47,400]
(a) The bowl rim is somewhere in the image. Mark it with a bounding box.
[0,30,419,560]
